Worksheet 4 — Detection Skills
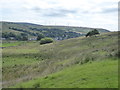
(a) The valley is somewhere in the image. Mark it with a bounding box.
[2,31,119,88]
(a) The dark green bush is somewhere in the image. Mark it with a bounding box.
[86,29,100,37]
[40,38,53,45]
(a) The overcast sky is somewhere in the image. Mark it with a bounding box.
[0,0,119,31]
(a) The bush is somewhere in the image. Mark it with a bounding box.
[86,29,100,37]
[40,38,53,45]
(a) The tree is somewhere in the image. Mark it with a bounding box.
[2,32,9,38]
[40,38,53,45]
[93,29,100,35]
[2,32,16,40]
[86,29,100,37]
[21,36,28,41]
[9,32,16,37]
[37,33,45,40]
[20,33,28,37]
[15,35,22,40]
[20,33,28,41]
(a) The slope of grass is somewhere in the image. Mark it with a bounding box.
[12,58,118,88]
[2,32,118,88]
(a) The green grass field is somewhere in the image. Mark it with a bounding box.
[2,32,119,88]
[12,58,118,88]
[1,41,24,47]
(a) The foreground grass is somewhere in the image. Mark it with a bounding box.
[12,58,118,88]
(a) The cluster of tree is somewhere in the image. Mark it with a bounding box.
[40,37,53,45]
[86,29,100,37]
[19,33,28,41]
[2,32,16,39]
[9,27,36,36]
[30,27,81,40]
[2,32,28,41]
[7,27,83,41]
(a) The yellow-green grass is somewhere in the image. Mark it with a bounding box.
[12,58,118,88]
[1,41,24,47]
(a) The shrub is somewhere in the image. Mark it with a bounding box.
[40,38,53,45]
[86,29,100,37]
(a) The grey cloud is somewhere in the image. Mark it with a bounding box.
[58,9,77,13]
[31,7,77,17]
[102,7,117,13]
[82,7,117,14]
[45,9,77,17]
[31,7,42,11]
[44,12,66,17]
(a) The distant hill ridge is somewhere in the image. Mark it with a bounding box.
[1,21,110,40]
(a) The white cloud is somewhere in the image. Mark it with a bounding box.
[0,0,119,31]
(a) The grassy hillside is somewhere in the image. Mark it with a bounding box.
[1,21,109,34]
[1,21,110,40]
[2,32,118,88]
[13,59,118,88]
